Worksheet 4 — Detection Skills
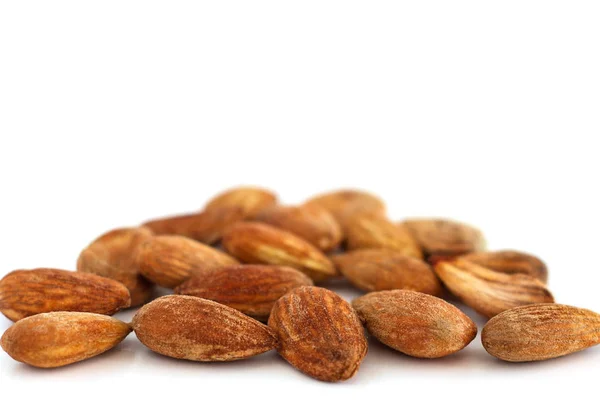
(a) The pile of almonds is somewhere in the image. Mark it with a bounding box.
[1,187,599,382]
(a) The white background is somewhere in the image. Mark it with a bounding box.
[1,1,599,399]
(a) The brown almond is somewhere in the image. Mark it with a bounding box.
[353,290,477,358]
[482,304,600,362]
[434,259,554,318]
[222,222,337,282]
[305,189,386,228]
[175,265,313,321]
[132,295,278,361]
[1,312,131,368]
[268,286,367,382]
[331,249,442,296]
[205,186,277,218]
[459,250,548,283]
[255,204,342,252]
[77,227,155,307]
[135,235,238,288]
[345,215,423,259]
[0,268,131,322]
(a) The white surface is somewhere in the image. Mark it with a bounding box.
[1,1,599,398]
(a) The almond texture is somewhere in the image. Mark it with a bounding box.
[0,268,131,322]
[205,186,278,218]
[132,295,278,361]
[459,250,548,283]
[268,286,367,382]
[304,189,386,226]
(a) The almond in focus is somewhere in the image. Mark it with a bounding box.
[459,250,548,283]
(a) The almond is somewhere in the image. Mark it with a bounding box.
[268,286,367,382]
[305,189,386,229]
[459,250,548,283]
[0,268,131,322]
[1,312,131,368]
[255,204,342,252]
[345,215,423,259]
[331,249,442,296]
[131,295,278,361]
[175,265,313,321]
[134,235,238,288]
[434,259,554,318]
[77,227,155,307]
[482,304,600,362]
[205,186,277,218]
[222,222,337,282]
[353,290,477,358]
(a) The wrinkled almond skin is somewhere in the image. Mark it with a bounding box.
[222,222,337,282]
[353,290,477,358]
[482,304,600,362]
[400,218,486,261]
[255,204,342,252]
[268,287,367,382]
[1,312,131,368]
[175,265,313,321]
[77,227,155,307]
[305,189,385,219]
[345,215,423,259]
[459,250,548,283]
[135,235,238,288]
[331,249,442,296]
[132,295,278,361]
[205,186,278,218]
[143,207,246,244]
[0,269,131,322]
[434,259,554,318]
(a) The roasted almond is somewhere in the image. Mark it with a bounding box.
[1,312,131,368]
[331,249,442,296]
[482,304,600,362]
[459,250,548,283]
[132,295,278,361]
[175,265,313,321]
[352,290,477,358]
[305,189,386,229]
[345,215,423,259]
[0,268,131,322]
[434,259,554,318]
[135,235,238,288]
[255,204,342,252]
[268,286,367,382]
[222,222,337,282]
[77,226,155,307]
[205,186,277,218]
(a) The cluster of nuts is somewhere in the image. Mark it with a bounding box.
[1,187,599,382]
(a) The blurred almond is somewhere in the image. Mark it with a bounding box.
[222,222,337,282]
[331,249,441,295]
[77,227,154,307]
[205,186,277,218]
[175,264,313,321]
[353,290,477,358]
[135,235,238,288]
[268,286,367,382]
[305,189,386,229]
[0,268,131,322]
[459,250,548,283]
[132,295,278,361]
[434,259,554,318]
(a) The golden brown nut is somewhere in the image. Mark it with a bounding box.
[205,186,277,218]
[459,250,548,282]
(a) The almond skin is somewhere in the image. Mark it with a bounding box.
[482,304,600,362]
[132,295,278,361]
[255,204,342,252]
[268,286,367,382]
[175,265,313,321]
[345,215,423,259]
[142,207,246,244]
[434,259,554,318]
[77,227,155,307]
[459,250,548,283]
[222,222,337,282]
[1,312,131,368]
[0,268,131,322]
[331,249,442,296]
[304,189,386,226]
[353,290,477,358]
[205,186,278,218]
[135,235,238,288]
